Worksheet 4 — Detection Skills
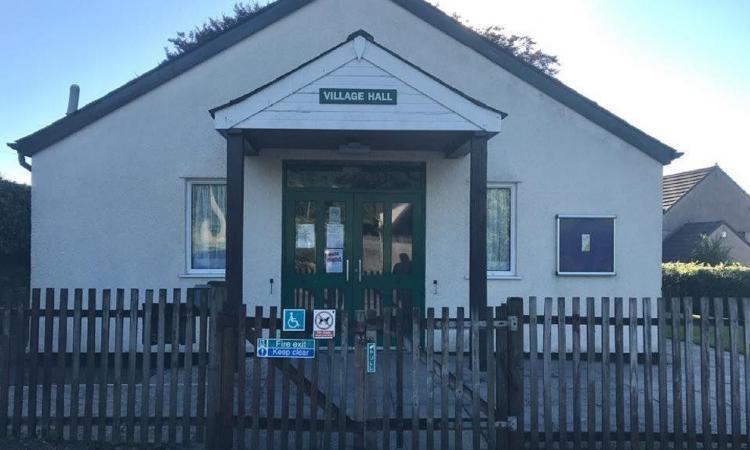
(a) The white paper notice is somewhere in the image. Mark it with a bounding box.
[324,248,344,273]
[326,223,345,249]
[329,206,342,223]
[296,224,315,249]
[581,234,591,252]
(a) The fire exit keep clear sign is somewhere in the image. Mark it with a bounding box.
[319,88,397,105]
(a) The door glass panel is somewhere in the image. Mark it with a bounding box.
[361,202,384,276]
[324,201,346,274]
[393,288,413,312]
[362,289,384,315]
[287,165,423,191]
[321,287,346,310]
[391,202,413,275]
[293,287,316,309]
[294,200,316,274]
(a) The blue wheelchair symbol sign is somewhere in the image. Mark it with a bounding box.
[283,309,306,332]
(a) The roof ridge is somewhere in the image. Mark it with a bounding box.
[663,165,716,179]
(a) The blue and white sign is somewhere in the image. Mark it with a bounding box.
[256,338,316,359]
[367,341,377,373]
[283,309,306,332]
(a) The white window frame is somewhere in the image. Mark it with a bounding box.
[487,183,517,278]
[556,214,616,276]
[185,178,227,277]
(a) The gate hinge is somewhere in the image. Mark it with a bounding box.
[497,416,517,431]
[508,315,519,331]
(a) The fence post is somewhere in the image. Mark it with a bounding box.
[507,297,524,449]
[207,282,237,449]
[353,310,366,450]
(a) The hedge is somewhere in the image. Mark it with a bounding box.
[0,176,30,291]
[0,177,30,258]
[662,262,750,298]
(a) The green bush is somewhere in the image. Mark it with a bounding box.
[662,262,750,298]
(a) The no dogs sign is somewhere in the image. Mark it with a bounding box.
[313,309,336,339]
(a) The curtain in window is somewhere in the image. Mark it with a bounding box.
[191,184,227,270]
[487,188,511,272]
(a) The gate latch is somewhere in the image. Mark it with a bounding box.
[497,416,517,431]
[508,315,519,331]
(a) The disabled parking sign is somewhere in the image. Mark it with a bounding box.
[283,309,306,332]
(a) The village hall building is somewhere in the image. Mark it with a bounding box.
[9,0,680,316]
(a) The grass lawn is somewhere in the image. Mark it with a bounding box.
[663,313,747,353]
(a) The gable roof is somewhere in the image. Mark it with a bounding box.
[210,31,505,132]
[662,166,716,211]
[663,220,750,262]
[8,0,682,165]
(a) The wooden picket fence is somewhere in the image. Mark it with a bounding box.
[0,287,213,445]
[3,289,750,449]
[525,296,750,450]
[0,286,524,449]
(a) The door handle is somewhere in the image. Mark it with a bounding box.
[358,259,362,282]
[346,259,350,282]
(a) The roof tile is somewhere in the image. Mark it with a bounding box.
[662,166,714,211]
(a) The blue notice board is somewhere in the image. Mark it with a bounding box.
[256,338,316,359]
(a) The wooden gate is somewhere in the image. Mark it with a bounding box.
[208,292,524,450]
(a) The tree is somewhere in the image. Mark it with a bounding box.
[164,2,265,62]
[471,24,559,76]
[690,234,732,266]
[164,2,560,76]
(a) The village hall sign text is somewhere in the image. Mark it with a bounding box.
[319,88,397,105]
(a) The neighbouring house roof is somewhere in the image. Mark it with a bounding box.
[662,221,725,262]
[662,166,716,211]
[8,0,682,165]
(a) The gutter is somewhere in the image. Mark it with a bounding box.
[17,151,32,172]
[7,142,31,172]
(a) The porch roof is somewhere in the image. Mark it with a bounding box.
[209,31,504,157]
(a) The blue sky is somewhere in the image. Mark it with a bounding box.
[2,0,749,191]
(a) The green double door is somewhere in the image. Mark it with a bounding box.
[283,190,425,320]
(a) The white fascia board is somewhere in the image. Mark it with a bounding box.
[361,41,502,132]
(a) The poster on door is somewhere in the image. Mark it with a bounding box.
[296,223,315,249]
[326,223,344,249]
[328,206,342,223]
[324,248,344,273]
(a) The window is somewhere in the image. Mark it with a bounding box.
[186,180,226,275]
[487,184,516,277]
[557,215,615,275]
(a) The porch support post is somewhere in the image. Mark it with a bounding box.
[211,130,244,449]
[469,133,489,369]
[225,130,245,310]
